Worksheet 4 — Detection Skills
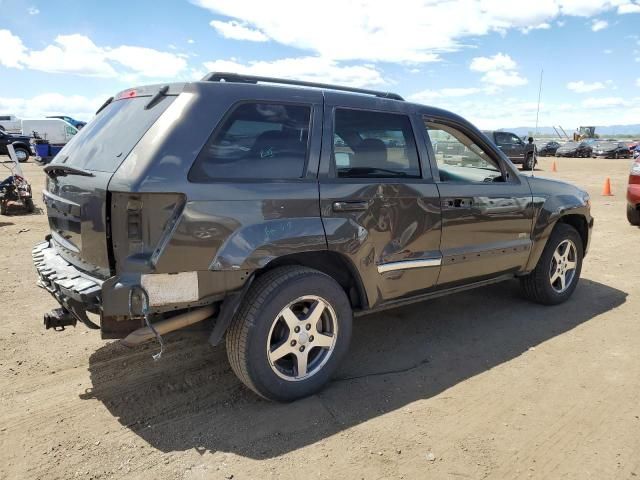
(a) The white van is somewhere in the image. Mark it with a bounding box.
[21,118,78,145]
[0,114,22,134]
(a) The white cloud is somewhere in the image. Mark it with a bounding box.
[409,87,484,104]
[521,22,551,34]
[187,38,195,44]
[582,97,625,108]
[25,34,117,77]
[106,46,188,78]
[591,19,609,31]
[603,49,613,54]
[470,53,517,72]
[619,3,640,13]
[567,80,606,93]
[193,1,638,63]
[636,78,640,87]
[0,93,106,121]
[470,53,527,87]
[0,30,27,68]
[27,6,39,15]
[202,56,385,87]
[210,20,269,42]
[0,30,187,79]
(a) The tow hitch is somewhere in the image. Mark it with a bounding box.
[44,308,77,330]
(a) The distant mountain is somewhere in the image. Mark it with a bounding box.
[505,125,640,138]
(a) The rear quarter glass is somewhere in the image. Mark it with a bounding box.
[52,95,177,173]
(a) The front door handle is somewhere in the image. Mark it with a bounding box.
[332,201,369,212]
[443,198,473,208]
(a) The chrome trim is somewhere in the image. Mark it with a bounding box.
[377,257,442,274]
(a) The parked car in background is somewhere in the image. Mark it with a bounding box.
[556,141,592,157]
[0,114,22,134]
[46,115,87,130]
[482,130,536,169]
[535,140,561,156]
[21,119,78,145]
[32,73,593,401]
[0,130,31,162]
[627,158,640,225]
[591,141,632,159]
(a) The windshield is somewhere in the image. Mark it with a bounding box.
[51,95,175,173]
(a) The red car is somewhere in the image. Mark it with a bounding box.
[628,159,640,225]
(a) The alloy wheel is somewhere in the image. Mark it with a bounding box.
[549,239,578,293]
[266,295,338,381]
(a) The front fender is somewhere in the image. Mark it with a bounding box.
[524,178,592,272]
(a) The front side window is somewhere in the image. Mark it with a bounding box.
[332,109,420,178]
[190,102,311,181]
[425,120,504,183]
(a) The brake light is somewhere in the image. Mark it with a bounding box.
[116,89,138,100]
[631,161,640,176]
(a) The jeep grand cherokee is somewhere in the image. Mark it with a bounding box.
[33,73,593,401]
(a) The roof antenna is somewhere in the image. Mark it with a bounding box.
[532,67,544,177]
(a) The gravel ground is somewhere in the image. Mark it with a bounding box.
[0,155,638,479]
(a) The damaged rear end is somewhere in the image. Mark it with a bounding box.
[33,83,220,343]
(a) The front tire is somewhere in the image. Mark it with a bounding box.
[226,266,353,401]
[13,147,29,163]
[628,204,640,226]
[520,223,583,305]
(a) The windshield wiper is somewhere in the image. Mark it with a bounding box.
[145,85,169,110]
[44,164,95,178]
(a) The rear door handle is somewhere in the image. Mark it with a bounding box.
[332,201,369,212]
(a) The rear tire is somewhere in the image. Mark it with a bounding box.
[226,266,353,402]
[520,223,583,305]
[24,198,34,213]
[0,201,7,216]
[628,204,640,226]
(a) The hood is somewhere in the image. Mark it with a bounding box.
[526,175,589,201]
[8,133,30,142]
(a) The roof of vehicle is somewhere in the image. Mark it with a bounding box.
[200,72,405,101]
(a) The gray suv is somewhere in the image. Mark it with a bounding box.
[33,73,593,401]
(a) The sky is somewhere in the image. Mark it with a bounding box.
[1,0,640,130]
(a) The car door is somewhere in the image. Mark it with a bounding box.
[419,114,534,285]
[319,93,442,307]
[0,131,7,154]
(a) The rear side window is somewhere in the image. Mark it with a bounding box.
[189,102,311,181]
[53,96,176,173]
[332,109,420,178]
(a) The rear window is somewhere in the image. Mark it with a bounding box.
[189,102,311,181]
[52,95,176,173]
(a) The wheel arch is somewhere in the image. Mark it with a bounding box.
[525,210,591,272]
[256,251,368,310]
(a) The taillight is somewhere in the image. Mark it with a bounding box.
[631,161,640,177]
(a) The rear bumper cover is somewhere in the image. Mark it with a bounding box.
[32,240,102,310]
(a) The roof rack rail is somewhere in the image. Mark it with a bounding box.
[201,72,404,101]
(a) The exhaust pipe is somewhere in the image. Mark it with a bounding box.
[121,305,216,348]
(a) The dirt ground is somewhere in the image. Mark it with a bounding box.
[0,155,638,480]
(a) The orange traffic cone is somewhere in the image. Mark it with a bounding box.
[601,177,613,196]
[551,160,558,172]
